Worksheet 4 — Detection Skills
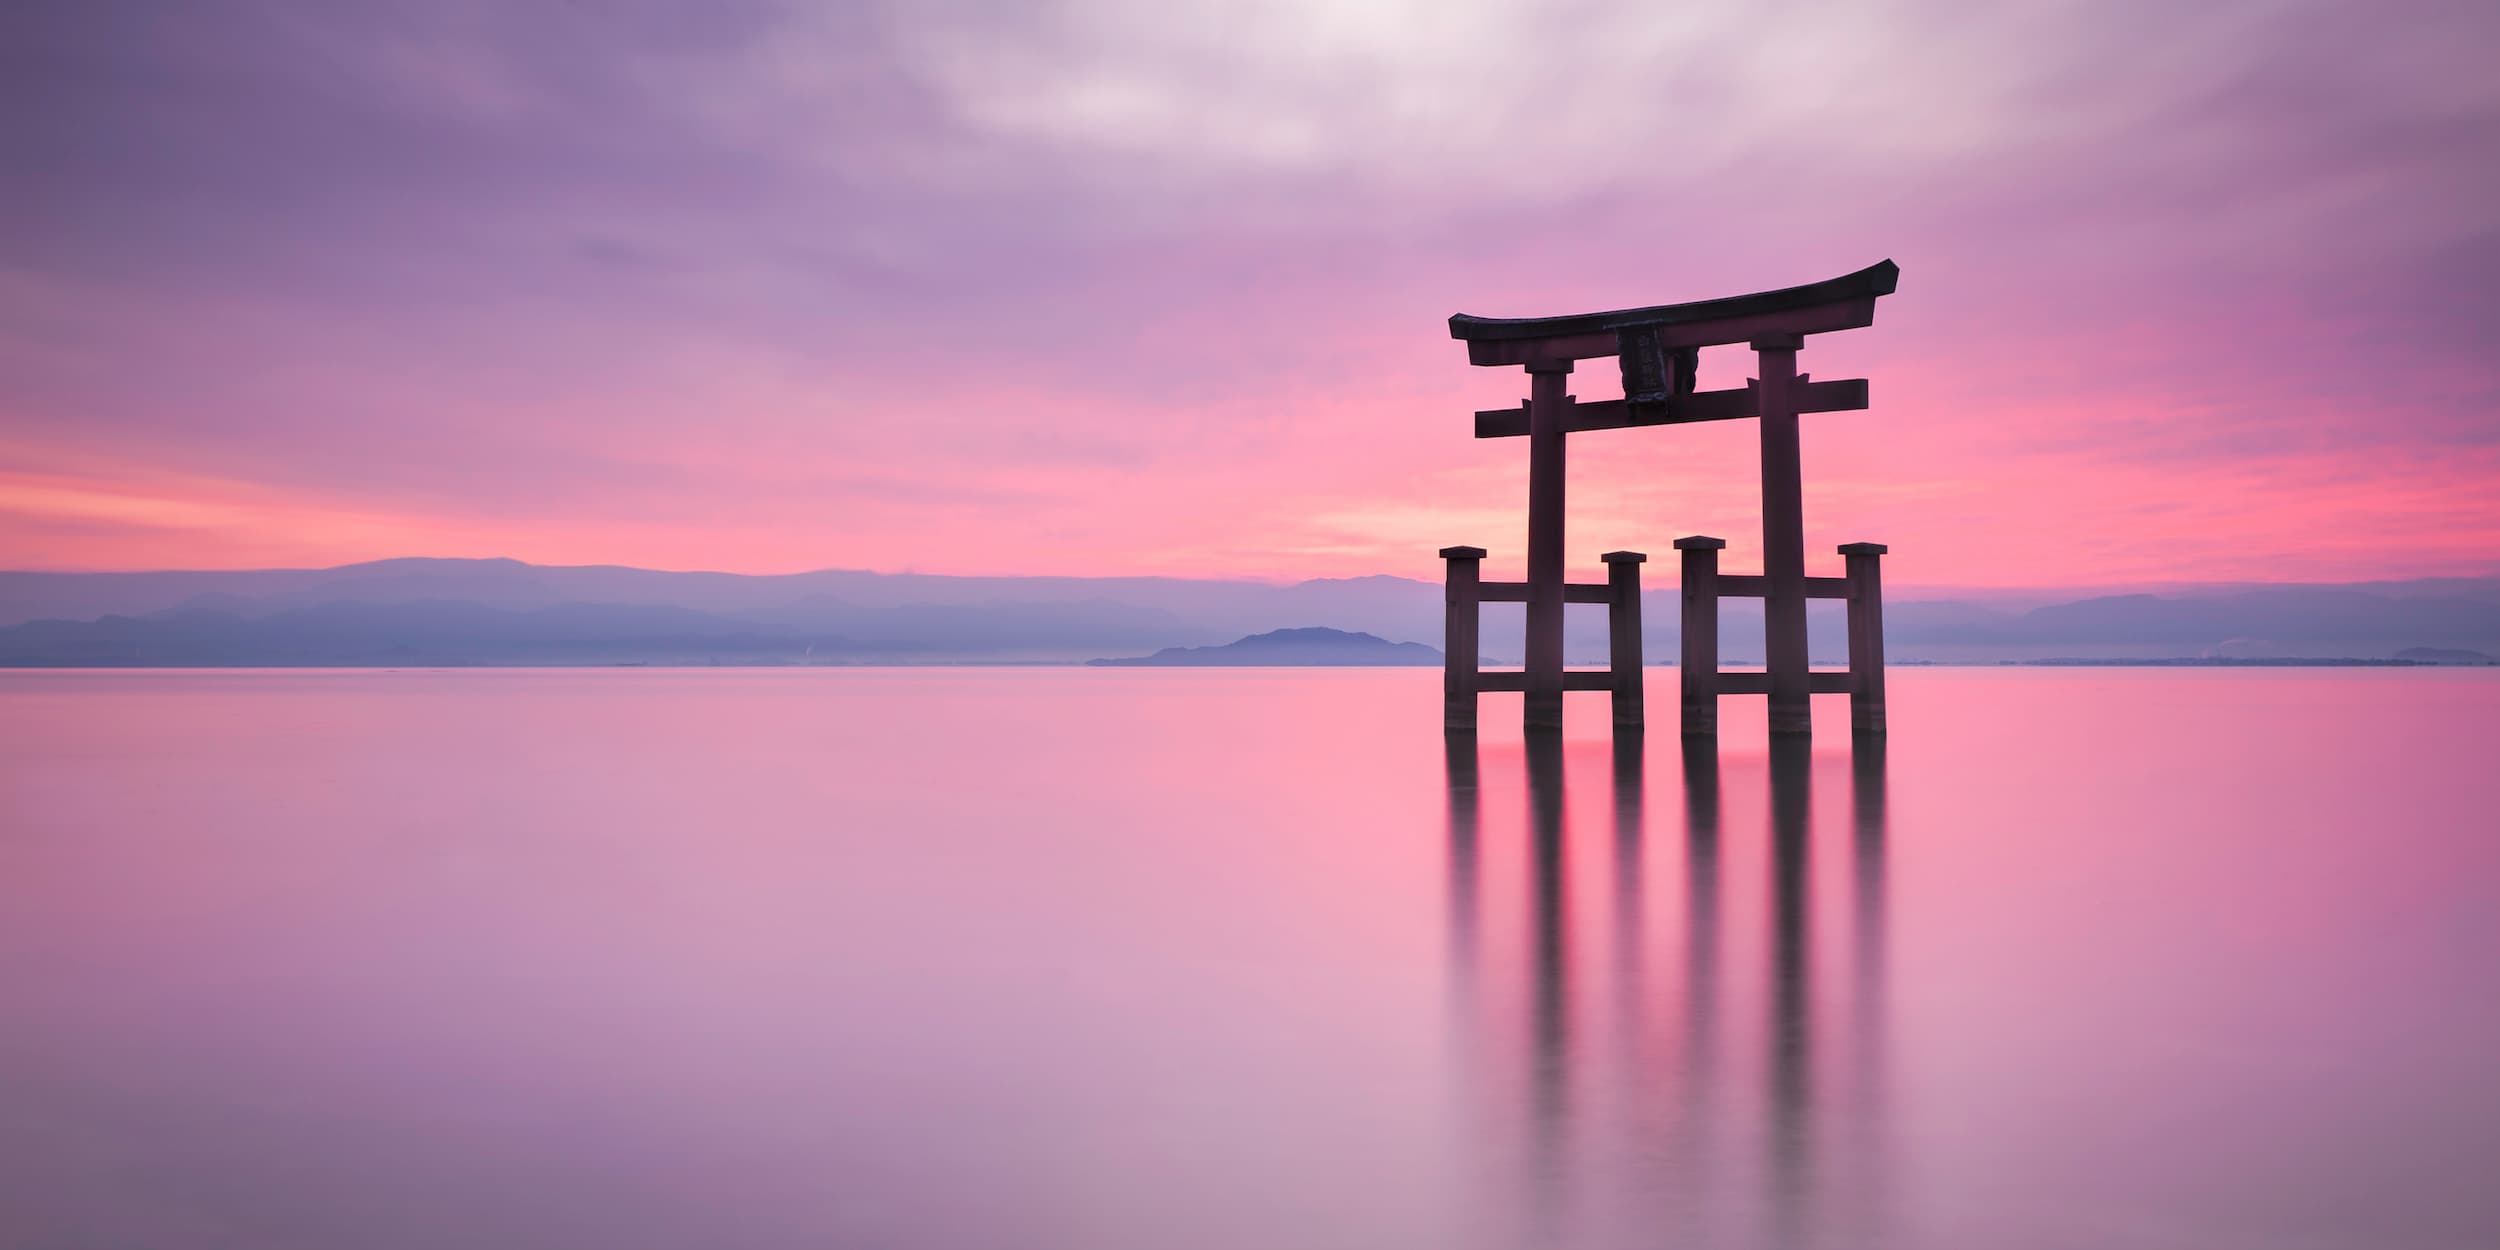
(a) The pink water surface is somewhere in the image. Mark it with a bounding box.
[3,668,2497,1249]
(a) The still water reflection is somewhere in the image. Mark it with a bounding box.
[5,668,2499,1249]
[1444,731,1894,1249]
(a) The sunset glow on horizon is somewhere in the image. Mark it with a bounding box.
[6,1,2496,586]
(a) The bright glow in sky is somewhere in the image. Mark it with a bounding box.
[3,0,2495,585]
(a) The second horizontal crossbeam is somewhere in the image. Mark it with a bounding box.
[1474,378,1868,438]
[1477,580,1615,604]
[1711,671,1857,695]
[1712,574,1852,599]
[1474,671,1622,692]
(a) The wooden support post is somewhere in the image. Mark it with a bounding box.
[1603,550,1646,731]
[1840,542,1889,735]
[1441,545,1486,733]
[1675,536,1725,737]
[1754,334,1810,737]
[1524,363,1572,733]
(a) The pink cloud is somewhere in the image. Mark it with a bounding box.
[2,0,2494,586]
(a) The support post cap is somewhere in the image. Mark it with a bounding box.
[1438,545,1488,559]
[1837,542,1889,556]
[1672,536,1728,550]
[1600,550,1647,564]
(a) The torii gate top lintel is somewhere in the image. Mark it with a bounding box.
[1446,259,1899,367]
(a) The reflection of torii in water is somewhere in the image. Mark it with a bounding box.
[1442,735,1891,1247]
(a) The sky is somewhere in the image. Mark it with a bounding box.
[3,0,2496,587]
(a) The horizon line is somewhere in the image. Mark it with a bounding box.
[6,553,2500,601]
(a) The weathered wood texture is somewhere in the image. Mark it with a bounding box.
[1711,574,1851,600]
[1616,326,1697,422]
[1524,364,1571,732]
[1450,261,1899,366]
[1755,335,1811,736]
[1842,542,1889,734]
[1676,536,1724,736]
[1440,546,1483,732]
[1456,301,1879,368]
[1605,551,1646,729]
[1473,378,1868,439]
[1715,672,1856,695]
[1478,671,1619,693]
[1479,581,1614,604]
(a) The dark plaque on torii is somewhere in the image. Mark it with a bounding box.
[1438,260,1900,738]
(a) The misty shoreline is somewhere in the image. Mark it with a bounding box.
[6,558,2498,668]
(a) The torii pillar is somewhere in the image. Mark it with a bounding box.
[1524,361,1571,730]
[1755,331,1810,735]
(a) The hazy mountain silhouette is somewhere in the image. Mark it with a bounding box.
[3,557,2496,665]
[0,601,826,666]
[1089,627,1442,666]
[1874,589,2500,654]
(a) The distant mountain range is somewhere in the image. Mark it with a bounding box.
[2,557,2497,666]
[1091,628,1441,667]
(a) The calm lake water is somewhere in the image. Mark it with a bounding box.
[4,668,2498,1249]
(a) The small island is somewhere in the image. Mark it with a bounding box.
[1088,627,1442,667]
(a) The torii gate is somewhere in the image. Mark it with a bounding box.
[1437,260,1899,738]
